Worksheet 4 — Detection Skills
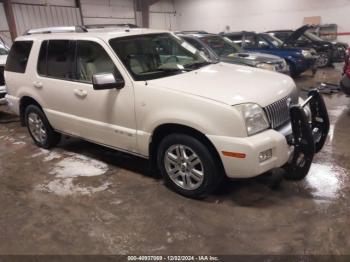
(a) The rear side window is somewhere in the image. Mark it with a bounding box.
[5,41,33,73]
[226,35,243,46]
[46,40,74,79]
[244,34,258,48]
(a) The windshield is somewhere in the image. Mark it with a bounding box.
[109,33,209,81]
[0,45,8,55]
[304,31,324,42]
[200,35,244,58]
[260,33,283,47]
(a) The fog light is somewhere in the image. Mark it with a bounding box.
[259,149,273,163]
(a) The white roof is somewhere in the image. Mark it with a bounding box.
[16,27,170,42]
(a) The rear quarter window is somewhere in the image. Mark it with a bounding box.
[5,41,33,73]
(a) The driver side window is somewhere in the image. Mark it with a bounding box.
[76,41,121,83]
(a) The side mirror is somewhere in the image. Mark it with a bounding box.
[92,73,125,90]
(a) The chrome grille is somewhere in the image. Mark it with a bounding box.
[264,96,291,129]
[0,66,4,86]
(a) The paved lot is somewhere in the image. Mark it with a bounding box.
[0,66,349,255]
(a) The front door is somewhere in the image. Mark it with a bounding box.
[37,39,137,154]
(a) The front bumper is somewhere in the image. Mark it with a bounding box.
[293,56,317,75]
[331,47,347,63]
[209,90,329,179]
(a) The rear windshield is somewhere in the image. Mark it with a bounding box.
[5,41,33,73]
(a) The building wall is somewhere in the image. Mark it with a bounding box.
[8,0,136,38]
[80,0,135,25]
[174,0,350,43]
[12,3,82,35]
[0,3,11,46]
[150,0,177,31]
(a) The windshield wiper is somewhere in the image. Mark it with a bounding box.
[157,67,191,73]
[184,61,213,69]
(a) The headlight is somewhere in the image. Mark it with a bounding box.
[234,103,270,136]
[301,49,313,58]
[256,63,276,71]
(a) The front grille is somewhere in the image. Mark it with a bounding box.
[264,96,291,129]
[0,66,4,86]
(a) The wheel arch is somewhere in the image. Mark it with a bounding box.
[148,123,224,176]
[19,96,43,126]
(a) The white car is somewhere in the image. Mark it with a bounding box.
[0,43,8,104]
[5,26,330,198]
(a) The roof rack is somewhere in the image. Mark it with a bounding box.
[179,31,209,34]
[24,26,87,35]
[85,24,139,29]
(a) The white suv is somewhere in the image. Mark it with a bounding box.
[0,43,8,104]
[5,26,330,198]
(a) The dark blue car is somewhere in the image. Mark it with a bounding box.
[221,31,318,77]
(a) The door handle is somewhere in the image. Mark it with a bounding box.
[33,81,43,89]
[73,89,88,98]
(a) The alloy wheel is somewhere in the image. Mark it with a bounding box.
[28,112,47,144]
[317,53,329,67]
[164,144,204,190]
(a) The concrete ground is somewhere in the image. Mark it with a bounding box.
[0,66,349,255]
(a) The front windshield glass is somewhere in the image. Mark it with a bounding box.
[200,35,244,58]
[109,33,209,81]
[304,31,324,42]
[0,45,8,55]
[261,33,283,47]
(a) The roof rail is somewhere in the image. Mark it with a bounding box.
[24,26,87,35]
[180,30,209,34]
[85,24,139,29]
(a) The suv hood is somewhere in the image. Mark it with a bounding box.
[283,25,311,45]
[221,52,283,67]
[149,63,295,107]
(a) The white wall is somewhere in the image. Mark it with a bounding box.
[150,0,177,30]
[12,3,82,35]
[174,0,350,43]
[0,3,11,46]
[10,0,136,27]
[81,0,135,25]
[12,0,76,6]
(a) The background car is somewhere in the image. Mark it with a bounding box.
[177,31,289,74]
[222,31,318,78]
[0,41,8,105]
[341,48,350,95]
[267,25,348,67]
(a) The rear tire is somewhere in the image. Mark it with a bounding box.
[157,134,223,199]
[25,105,61,149]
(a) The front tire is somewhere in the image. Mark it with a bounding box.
[287,62,301,78]
[317,53,331,68]
[157,134,223,199]
[25,105,61,149]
